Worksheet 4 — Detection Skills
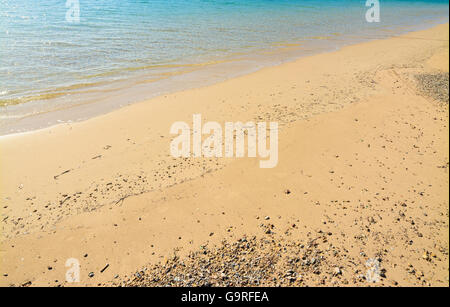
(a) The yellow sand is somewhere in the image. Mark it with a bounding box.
[0,24,448,286]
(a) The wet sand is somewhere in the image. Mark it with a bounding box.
[0,23,448,287]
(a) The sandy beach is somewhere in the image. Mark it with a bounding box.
[0,23,448,287]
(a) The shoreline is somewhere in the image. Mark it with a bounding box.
[0,23,448,287]
[0,17,448,137]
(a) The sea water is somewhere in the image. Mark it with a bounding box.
[0,0,448,134]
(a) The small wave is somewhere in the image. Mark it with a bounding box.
[0,92,66,106]
[0,114,29,119]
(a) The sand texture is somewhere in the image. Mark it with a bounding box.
[0,24,448,287]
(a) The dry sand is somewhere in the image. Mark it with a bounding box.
[0,23,448,287]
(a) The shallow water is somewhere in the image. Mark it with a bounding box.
[0,0,448,134]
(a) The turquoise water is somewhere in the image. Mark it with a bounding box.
[0,0,448,131]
